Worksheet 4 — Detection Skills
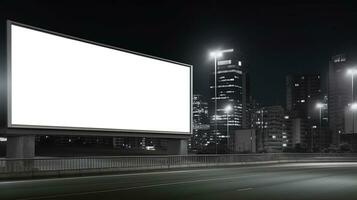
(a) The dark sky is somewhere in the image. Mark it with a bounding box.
[1,1,357,105]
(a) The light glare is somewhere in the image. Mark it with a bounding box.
[347,68,357,76]
[210,51,223,58]
[350,103,357,110]
[316,103,324,109]
[224,105,233,113]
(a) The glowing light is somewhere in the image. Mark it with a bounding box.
[350,103,357,110]
[347,68,357,76]
[209,49,234,59]
[210,51,223,58]
[316,103,324,109]
[224,105,233,113]
[145,146,155,151]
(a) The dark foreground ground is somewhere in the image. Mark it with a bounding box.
[1,162,357,200]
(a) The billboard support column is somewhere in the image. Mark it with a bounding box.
[167,138,188,155]
[6,135,35,158]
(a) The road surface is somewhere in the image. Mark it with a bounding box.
[1,162,357,200]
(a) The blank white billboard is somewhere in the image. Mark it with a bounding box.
[9,23,191,134]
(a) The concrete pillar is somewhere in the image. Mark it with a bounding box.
[6,135,35,158]
[167,138,188,155]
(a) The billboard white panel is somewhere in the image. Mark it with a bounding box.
[9,23,191,134]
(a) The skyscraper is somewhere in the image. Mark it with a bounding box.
[286,74,325,151]
[190,94,210,153]
[254,105,286,153]
[286,74,322,118]
[208,49,247,152]
[328,54,352,146]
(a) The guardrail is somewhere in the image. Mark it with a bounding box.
[1,153,357,179]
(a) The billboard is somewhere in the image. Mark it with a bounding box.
[7,22,192,135]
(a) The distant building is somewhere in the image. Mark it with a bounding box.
[246,95,261,129]
[254,105,286,153]
[193,94,209,126]
[208,49,247,152]
[190,94,210,153]
[286,74,328,151]
[286,74,321,118]
[328,54,354,146]
[291,118,309,151]
[233,129,256,153]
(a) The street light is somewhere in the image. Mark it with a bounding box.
[347,68,357,102]
[316,102,324,127]
[348,68,357,135]
[224,104,233,153]
[314,102,325,152]
[350,102,357,110]
[350,102,357,134]
[209,48,234,154]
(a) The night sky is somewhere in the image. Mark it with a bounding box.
[1,1,357,105]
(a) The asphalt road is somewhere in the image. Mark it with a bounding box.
[1,162,357,200]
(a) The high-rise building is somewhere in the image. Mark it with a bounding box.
[328,54,352,146]
[189,94,210,153]
[193,94,209,126]
[286,74,322,118]
[208,49,247,152]
[254,105,286,153]
[286,74,329,151]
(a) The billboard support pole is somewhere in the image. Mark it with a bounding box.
[6,135,35,159]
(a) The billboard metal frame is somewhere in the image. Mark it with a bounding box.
[6,20,192,138]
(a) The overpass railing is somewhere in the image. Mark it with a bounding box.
[0,153,357,179]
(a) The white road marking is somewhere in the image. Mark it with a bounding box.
[237,187,253,191]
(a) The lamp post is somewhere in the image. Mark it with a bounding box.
[316,103,324,127]
[347,69,357,102]
[315,102,325,152]
[224,104,233,153]
[350,103,357,134]
[209,49,234,154]
[347,68,357,134]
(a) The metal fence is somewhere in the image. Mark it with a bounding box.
[1,153,357,179]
